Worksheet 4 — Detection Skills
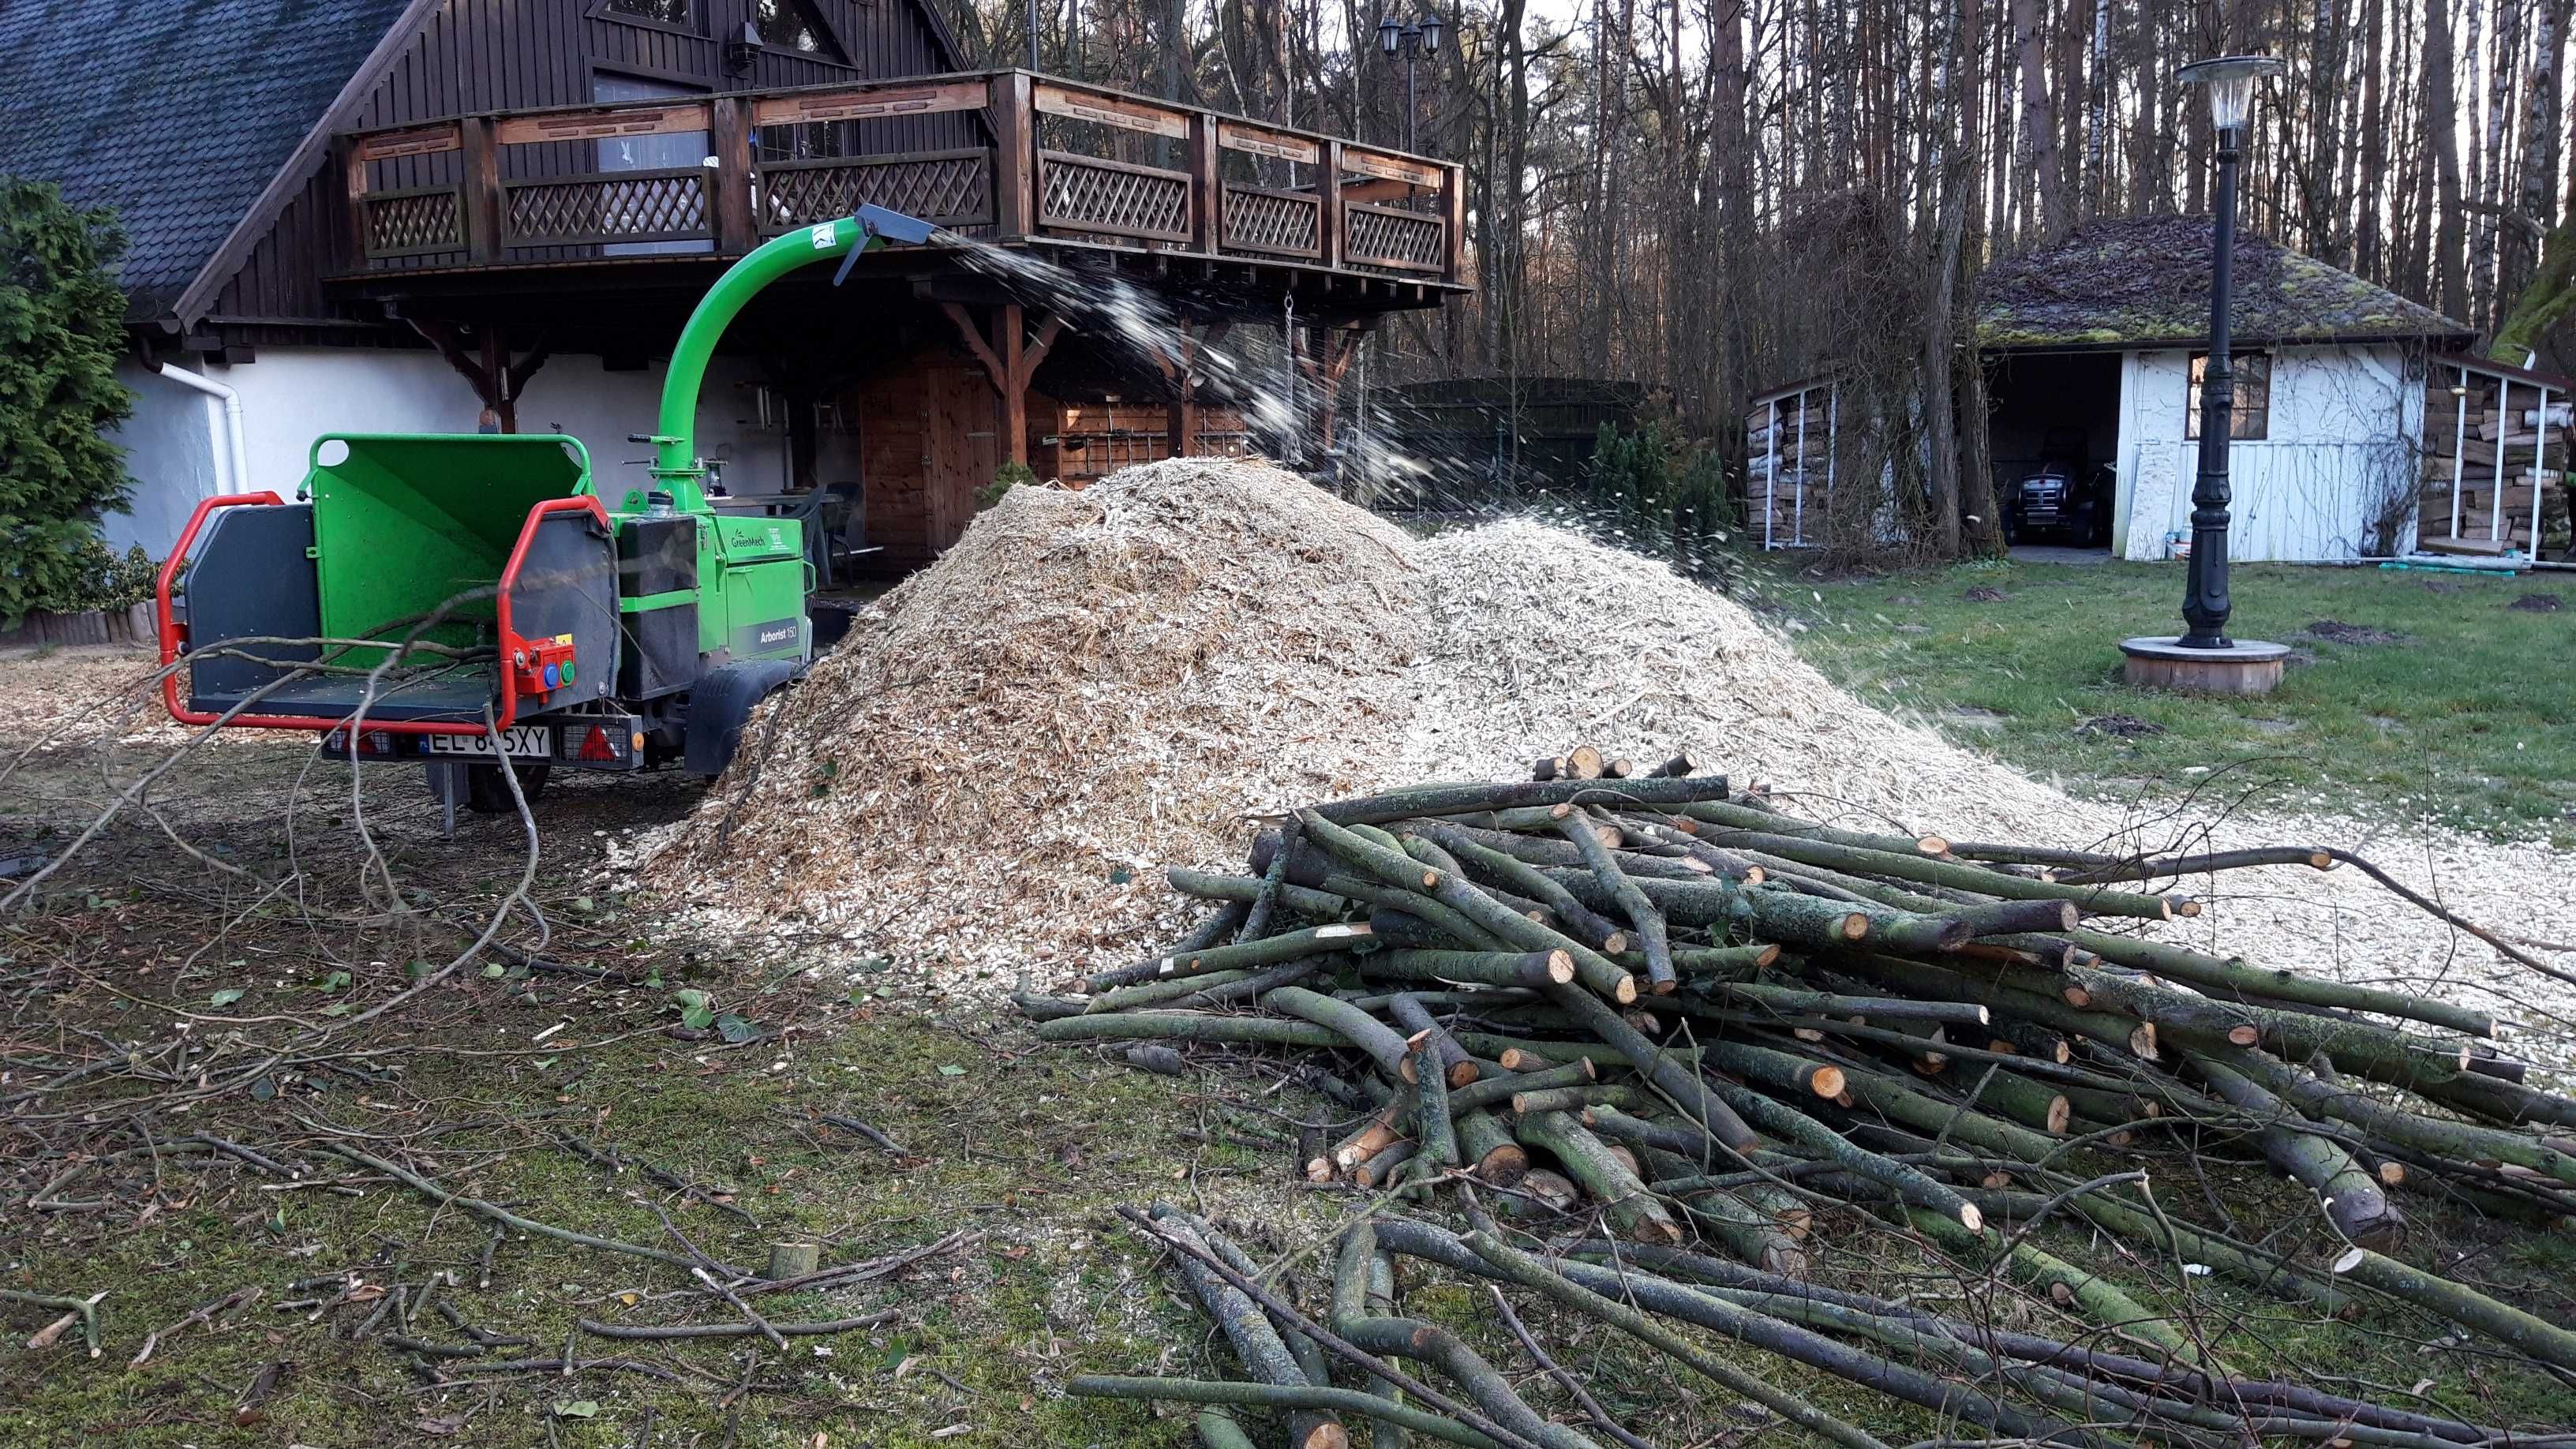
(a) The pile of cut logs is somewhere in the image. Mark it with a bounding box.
[1017,754,2576,1447]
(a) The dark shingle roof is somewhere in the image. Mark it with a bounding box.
[0,0,410,320]
[1979,215,2473,352]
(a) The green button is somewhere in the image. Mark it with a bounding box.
[561,661,575,683]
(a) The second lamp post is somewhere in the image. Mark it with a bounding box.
[1379,9,1442,152]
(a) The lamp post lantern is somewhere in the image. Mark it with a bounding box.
[2119,54,2292,695]
[1379,9,1442,152]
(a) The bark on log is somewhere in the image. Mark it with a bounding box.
[1387,994,1480,1088]
[1368,949,1575,992]
[1455,1110,1530,1186]
[1340,1316,1602,1449]
[1313,776,1732,826]
[1398,821,1632,950]
[2189,1052,2408,1251]
[1537,982,1758,1150]
[1150,1217,1347,1449]
[2331,1248,2576,1371]
[1036,1013,1348,1050]
[1265,986,1417,1079]
[1515,1110,1683,1243]
[1552,811,1676,992]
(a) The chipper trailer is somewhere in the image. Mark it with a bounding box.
[155,205,939,821]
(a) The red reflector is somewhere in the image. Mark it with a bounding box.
[578,725,617,762]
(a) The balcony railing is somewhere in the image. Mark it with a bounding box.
[333,70,1466,287]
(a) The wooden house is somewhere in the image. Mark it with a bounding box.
[0,0,1466,575]
[1747,217,2488,562]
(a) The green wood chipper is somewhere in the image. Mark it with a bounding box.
[156,205,938,820]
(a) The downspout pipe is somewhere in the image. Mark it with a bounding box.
[158,362,251,500]
[650,204,938,507]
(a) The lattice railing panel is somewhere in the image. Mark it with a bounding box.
[1220,185,1320,258]
[363,189,463,257]
[758,151,994,230]
[1343,203,1445,272]
[506,170,710,245]
[1036,152,1189,242]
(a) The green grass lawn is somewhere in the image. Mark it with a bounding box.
[1760,556,2576,844]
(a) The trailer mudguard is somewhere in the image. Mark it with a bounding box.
[683,659,799,777]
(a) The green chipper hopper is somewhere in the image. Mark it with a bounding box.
[156,205,939,820]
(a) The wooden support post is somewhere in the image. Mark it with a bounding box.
[460,115,502,264]
[1320,141,1343,271]
[1294,324,1369,453]
[336,136,369,267]
[942,301,1062,470]
[1441,161,1466,285]
[1187,112,1219,253]
[994,302,1026,466]
[708,95,759,254]
[988,73,1035,241]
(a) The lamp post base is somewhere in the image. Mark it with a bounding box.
[2119,636,2290,695]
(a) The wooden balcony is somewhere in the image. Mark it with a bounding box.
[331,69,1466,307]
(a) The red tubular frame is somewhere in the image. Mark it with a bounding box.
[156,489,612,739]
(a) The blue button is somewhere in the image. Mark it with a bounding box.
[543,663,560,689]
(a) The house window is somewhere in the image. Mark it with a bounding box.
[753,0,824,51]
[2186,352,2271,440]
[603,0,692,23]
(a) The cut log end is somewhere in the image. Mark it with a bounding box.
[1915,834,1950,855]
[2306,851,2334,871]
[1959,1203,1984,1233]
[2377,1162,2406,1187]
[1531,756,1564,781]
[1838,913,1870,941]
[1753,944,1781,967]
[1981,1170,2015,1190]
[1604,757,1636,778]
[1447,1061,1479,1090]
[1808,1065,1847,1099]
[1567,744,1605,780]
[2129,1023,2160,1060]
[1544,949,1577,985]
[1611,975,1639,1005]
[2045,1095,2072,1134]
[2226,1025,2260,1047]
[1601,931,1631,955]
[1297,1424,1351,1449]
[1473,1143,1530,1187]
[2332,1246,2368,1274]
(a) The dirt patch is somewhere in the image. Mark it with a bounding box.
[2507,593,2564,613]
[2299,618,2409,646]
[1962,585,2009,602]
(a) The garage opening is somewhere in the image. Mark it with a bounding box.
[1986,350,2121,552]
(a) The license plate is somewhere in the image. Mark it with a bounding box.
[425,725,553,758]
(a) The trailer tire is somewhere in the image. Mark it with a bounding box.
[464,759,551,814]
[685,660,799,777]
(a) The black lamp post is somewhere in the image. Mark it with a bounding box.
[1377,9,1443,152]
[2120,54,2291,695]
[2174,54,2283,649]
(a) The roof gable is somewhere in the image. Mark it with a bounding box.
[0,0,414,319]
[1978,215,2473,352]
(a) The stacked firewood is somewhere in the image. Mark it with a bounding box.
[1018,756,2576,1447]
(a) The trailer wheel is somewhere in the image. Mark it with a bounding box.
[464,759,551,814]
[684,660,799,777]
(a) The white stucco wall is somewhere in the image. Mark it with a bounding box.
[2114,343,2421,563]
[105,345,822,557]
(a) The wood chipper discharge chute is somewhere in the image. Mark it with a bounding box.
[155,204,940,821]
